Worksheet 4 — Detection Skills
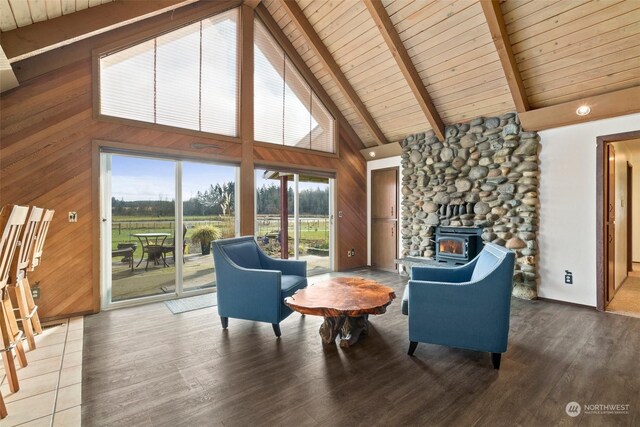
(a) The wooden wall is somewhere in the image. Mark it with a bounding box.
[0,58,366,319]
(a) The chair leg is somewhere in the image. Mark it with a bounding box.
[491,353,502,370]
[220,317,228,329]
[1,303,20,394]
[11,282,36,351]
[272,323,281,338]
[0,391,7,419]
[408,341,418,356]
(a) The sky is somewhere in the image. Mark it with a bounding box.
[111,156,326,201]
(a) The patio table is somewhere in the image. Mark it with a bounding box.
[132,233,171,271]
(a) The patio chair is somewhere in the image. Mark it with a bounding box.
[162,224,187,264]
[212,236,307,337]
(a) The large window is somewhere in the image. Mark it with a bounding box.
[254,19,336,153]
[99,9,239,136]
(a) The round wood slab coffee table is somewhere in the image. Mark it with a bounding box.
[284,277,396,348]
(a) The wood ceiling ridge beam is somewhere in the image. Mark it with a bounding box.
[277,0,388,146]
[364,0,445,141]
[480,0,530,113]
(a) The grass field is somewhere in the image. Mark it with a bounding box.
[111,215,330,259]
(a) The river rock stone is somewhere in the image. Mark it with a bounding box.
[469,166,489,179]
[506,237,526,249]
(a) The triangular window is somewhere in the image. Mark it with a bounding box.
[254,18,335,153]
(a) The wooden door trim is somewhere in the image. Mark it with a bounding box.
[627,162,633,273]
[370,166,399,271]
[596,130,640,311]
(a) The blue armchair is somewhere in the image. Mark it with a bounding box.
[212,236,307,337]
[401,243,515,369]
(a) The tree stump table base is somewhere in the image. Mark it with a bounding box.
[319,315,369,348]
[285,277,395,348]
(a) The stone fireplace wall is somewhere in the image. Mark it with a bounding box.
[400,113,540,299]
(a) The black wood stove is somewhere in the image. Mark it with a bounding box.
[435,226,483,265]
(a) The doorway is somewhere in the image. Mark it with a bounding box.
[597,131,640,315]
[371,167,398,271]
[254,169,335,275]
[100,151,239,309]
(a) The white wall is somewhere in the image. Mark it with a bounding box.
[367,156,401,268]
[612,142,631,289]
[537,113,640,307]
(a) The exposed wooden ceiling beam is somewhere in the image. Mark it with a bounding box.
[277,0,387,145]
[0,0,198,63]
[480,0,529,113]
[243,0,262,9]
[519,86,640,131]
[364,0,445,141]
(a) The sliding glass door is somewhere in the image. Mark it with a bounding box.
[255,169,334,275]
[100,152,238,309]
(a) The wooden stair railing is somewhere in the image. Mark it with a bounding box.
[0,205,30,395]
[9,206,44,351]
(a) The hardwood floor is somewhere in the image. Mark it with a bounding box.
[82,269,640,426]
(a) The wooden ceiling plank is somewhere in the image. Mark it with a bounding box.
[529,69,640,107]
[8,0,33,27]
[76,0,89,11]
[45,0,62,19]
[480,0,529,112]
[61,0,76,15]
[410,19,489,63]
[520,24,640,79]
[277,0,387,145]
[519,86,640,131]
[0,0,17,31]
[1,0,198,62]
[27,0,48,23]
[516,21,640,75]
[524,45,640,92]
[364,0,444,140]
[511,0,631,53]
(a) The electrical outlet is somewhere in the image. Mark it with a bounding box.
[338,211,343,218]
[32,286,40,300]
[68,211,78,222]
[564,270,573,285]
[350,249,355,257]
[347,250,352,257]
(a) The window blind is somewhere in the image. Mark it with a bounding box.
[99,9,239,137]
[254,18,335,154]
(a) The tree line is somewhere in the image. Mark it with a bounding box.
[112,182,328,217]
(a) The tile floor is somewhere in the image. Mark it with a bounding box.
[0,317,83,426]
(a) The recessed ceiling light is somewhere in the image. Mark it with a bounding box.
[369,151,376,158]
[576,105,591,116]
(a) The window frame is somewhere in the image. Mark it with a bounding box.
[253,15,338,155]
[92,9,242,145]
